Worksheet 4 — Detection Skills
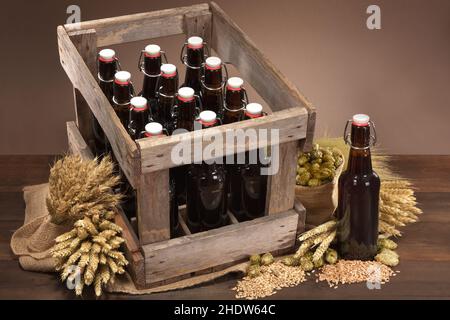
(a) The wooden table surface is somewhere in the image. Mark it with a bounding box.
[1,155,449,300]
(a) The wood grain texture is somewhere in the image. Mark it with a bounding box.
[64,3,210,47]
[142,210,298,284]
[58,25,140,188]
[137,107,308,173]
[69,30,97,153]
[66,122,94,160]
[294,198,307,236]
[183,11,212,44]
[1,155,450,299]
[137,170,171,245]
[266,141,299,215]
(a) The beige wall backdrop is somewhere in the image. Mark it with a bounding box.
[1,0,449,154]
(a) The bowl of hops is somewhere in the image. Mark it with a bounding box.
[295,144,344,227]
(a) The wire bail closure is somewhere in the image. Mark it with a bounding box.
[343,119,377,150]
[97,57,122,83]
[223,84,249,113]
[200,61,230,92]
[138,50,168,77]
[179,41,210,70]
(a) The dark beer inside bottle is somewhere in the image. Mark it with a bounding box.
[128,99,150,140]
[174,95,197,132]
[337,119,380,261]
[187,113,228,232]
[113,74,133,129]
[156,68,178,132]
[183,38,205,94]
[240,106,268,220]
[142,48,162,101]
[202,58,224,115]
[223,81,245,124]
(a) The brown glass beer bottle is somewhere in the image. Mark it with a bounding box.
[201,56,224,116]
[187,111,228,232]
[223,77,246,124]
[112,71,134,129]
[181,36,206,95]
[156,63,178,134]
[144,122,180,238]
[240,103,269,220]
[95,49,119,155]
[337,114,380,260]
[172,87,199,205]
[140,44,163,102]
[128,97,150,140]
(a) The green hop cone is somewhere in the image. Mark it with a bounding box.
[249,254,261,265]
[261,253,274,266]
[325,248,338,264]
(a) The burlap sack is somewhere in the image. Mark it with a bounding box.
[11,183,246,294]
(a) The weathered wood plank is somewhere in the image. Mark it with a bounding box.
[57,25,140,188]
[266,141,298,215]
[183,11,212,44]
[137,107,308,173]
[137,170,171,245]
[66,122,94,160]
[64,3,210,47]
[142,210,298,284]
[294,198,307,236]
[70,29,97,153]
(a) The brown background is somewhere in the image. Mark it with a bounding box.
[0,0,449,155]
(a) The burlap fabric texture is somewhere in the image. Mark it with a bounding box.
[10,183,246,294]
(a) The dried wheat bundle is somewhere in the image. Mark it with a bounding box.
[46,155,122,225]
[51,214,128,297]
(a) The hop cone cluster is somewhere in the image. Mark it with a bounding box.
[46,155,122,225]
[51,215,128,297]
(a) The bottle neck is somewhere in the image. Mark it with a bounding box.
[204,68,222,88]
[159,75,178,96]
[98,60,117,81]
[186,47,204,67]
[225,89,244,111]
[113,82,132,104]
[347,124,373,174]
[144,55,161,75]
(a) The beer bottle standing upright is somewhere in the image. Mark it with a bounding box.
[113,71,134,129]
[128,97,150,140]
[187,111,228,232]
[95,49,118,155]
[155,63,178,133]
[140,44,162,102]
[172,87,198,205]
[337,114,380,261]
[144,122,180,238]
[223,77,246,124]
[240,103,269,220]
[223,77,247,220]
[182,36,206,95]
[201,56,224,116]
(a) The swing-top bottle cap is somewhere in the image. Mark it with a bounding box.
[160,63,177,76]
[178,87,195,99]
[187,36,203,49]
[227,77,244,89]
[145,44,161,57]
[115,71,131,84]
[205,57,222,70]
[145,122,163,136]
[199,110,217,127]
[130,97,147,110]
[245,103,263,116]
[352,114,370,126]
[99,49,115,62]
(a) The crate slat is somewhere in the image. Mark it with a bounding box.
[64,3,210,47]
[137,107,308,173]
[142,209,298,284]
[58,26,140,188]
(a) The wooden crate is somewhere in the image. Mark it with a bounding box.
[59,2,314,288]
